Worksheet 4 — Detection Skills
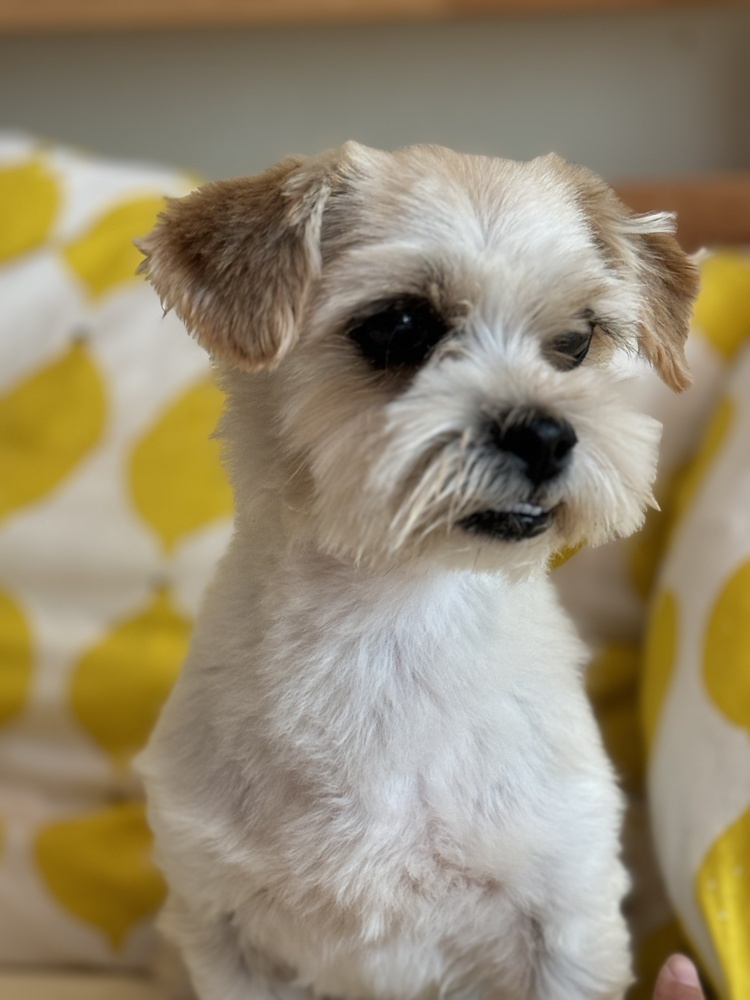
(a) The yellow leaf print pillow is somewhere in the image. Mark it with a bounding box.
[0,135,233,970]
[643,334,750,1000]
[553,250,750,999]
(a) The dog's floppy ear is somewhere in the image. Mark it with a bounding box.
[137,147,351,371]
[623,221,699,391]
[557,158,700,392]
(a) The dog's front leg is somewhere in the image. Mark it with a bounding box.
[159,894,312,1000]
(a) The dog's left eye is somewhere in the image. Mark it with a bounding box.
[348,298,449,370]
[549,330,593,370]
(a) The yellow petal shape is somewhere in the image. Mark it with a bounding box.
[0,588,33,725]
[641,589,679,753]
[629,397,734,603]
[586,643,644,793]
[129,379,233,552]
[0,158,59,262]
[63,197,165,298]
[628,504,667,603]
[35,801,165,950]
[703,560,750,733]
[692,253,750,360]
[696,807,750,1000]
[0,339,106,522]
[70,587,190,765]
[548,542,584,571]
[671,396,734,530]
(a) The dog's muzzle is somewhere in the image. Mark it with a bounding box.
[459,408,575,541]
[460,504,555,541]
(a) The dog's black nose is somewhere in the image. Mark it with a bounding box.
[493,410,577,485]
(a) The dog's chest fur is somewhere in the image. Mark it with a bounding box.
[146,541,622,997]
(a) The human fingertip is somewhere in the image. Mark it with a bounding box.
[663,955,701,988]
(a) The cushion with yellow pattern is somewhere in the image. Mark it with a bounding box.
[0,134,232,969]
[552,249,750,999]
[642,298,750,1000]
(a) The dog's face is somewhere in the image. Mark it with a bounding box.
[139,143,699,574]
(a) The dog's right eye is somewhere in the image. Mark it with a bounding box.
[348,298,449,370]
[548,329,594,371]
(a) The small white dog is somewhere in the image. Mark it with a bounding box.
[136,143,698,1000]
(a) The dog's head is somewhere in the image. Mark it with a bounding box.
[138,143,699,573]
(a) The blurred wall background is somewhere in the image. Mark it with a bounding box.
[0,6,749,182]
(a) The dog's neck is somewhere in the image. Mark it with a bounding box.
[228,529,554,691]
[207,532,572,790]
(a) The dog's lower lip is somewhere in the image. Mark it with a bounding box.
[459,504,555,541]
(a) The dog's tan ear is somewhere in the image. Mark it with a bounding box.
[555,158,700,392]
[137,149,349,371]
[624,221,699,391]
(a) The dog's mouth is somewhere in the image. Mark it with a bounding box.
[458,503,556,541]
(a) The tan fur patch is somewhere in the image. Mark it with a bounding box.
[137,155,338,371]
[551,156,699,392]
